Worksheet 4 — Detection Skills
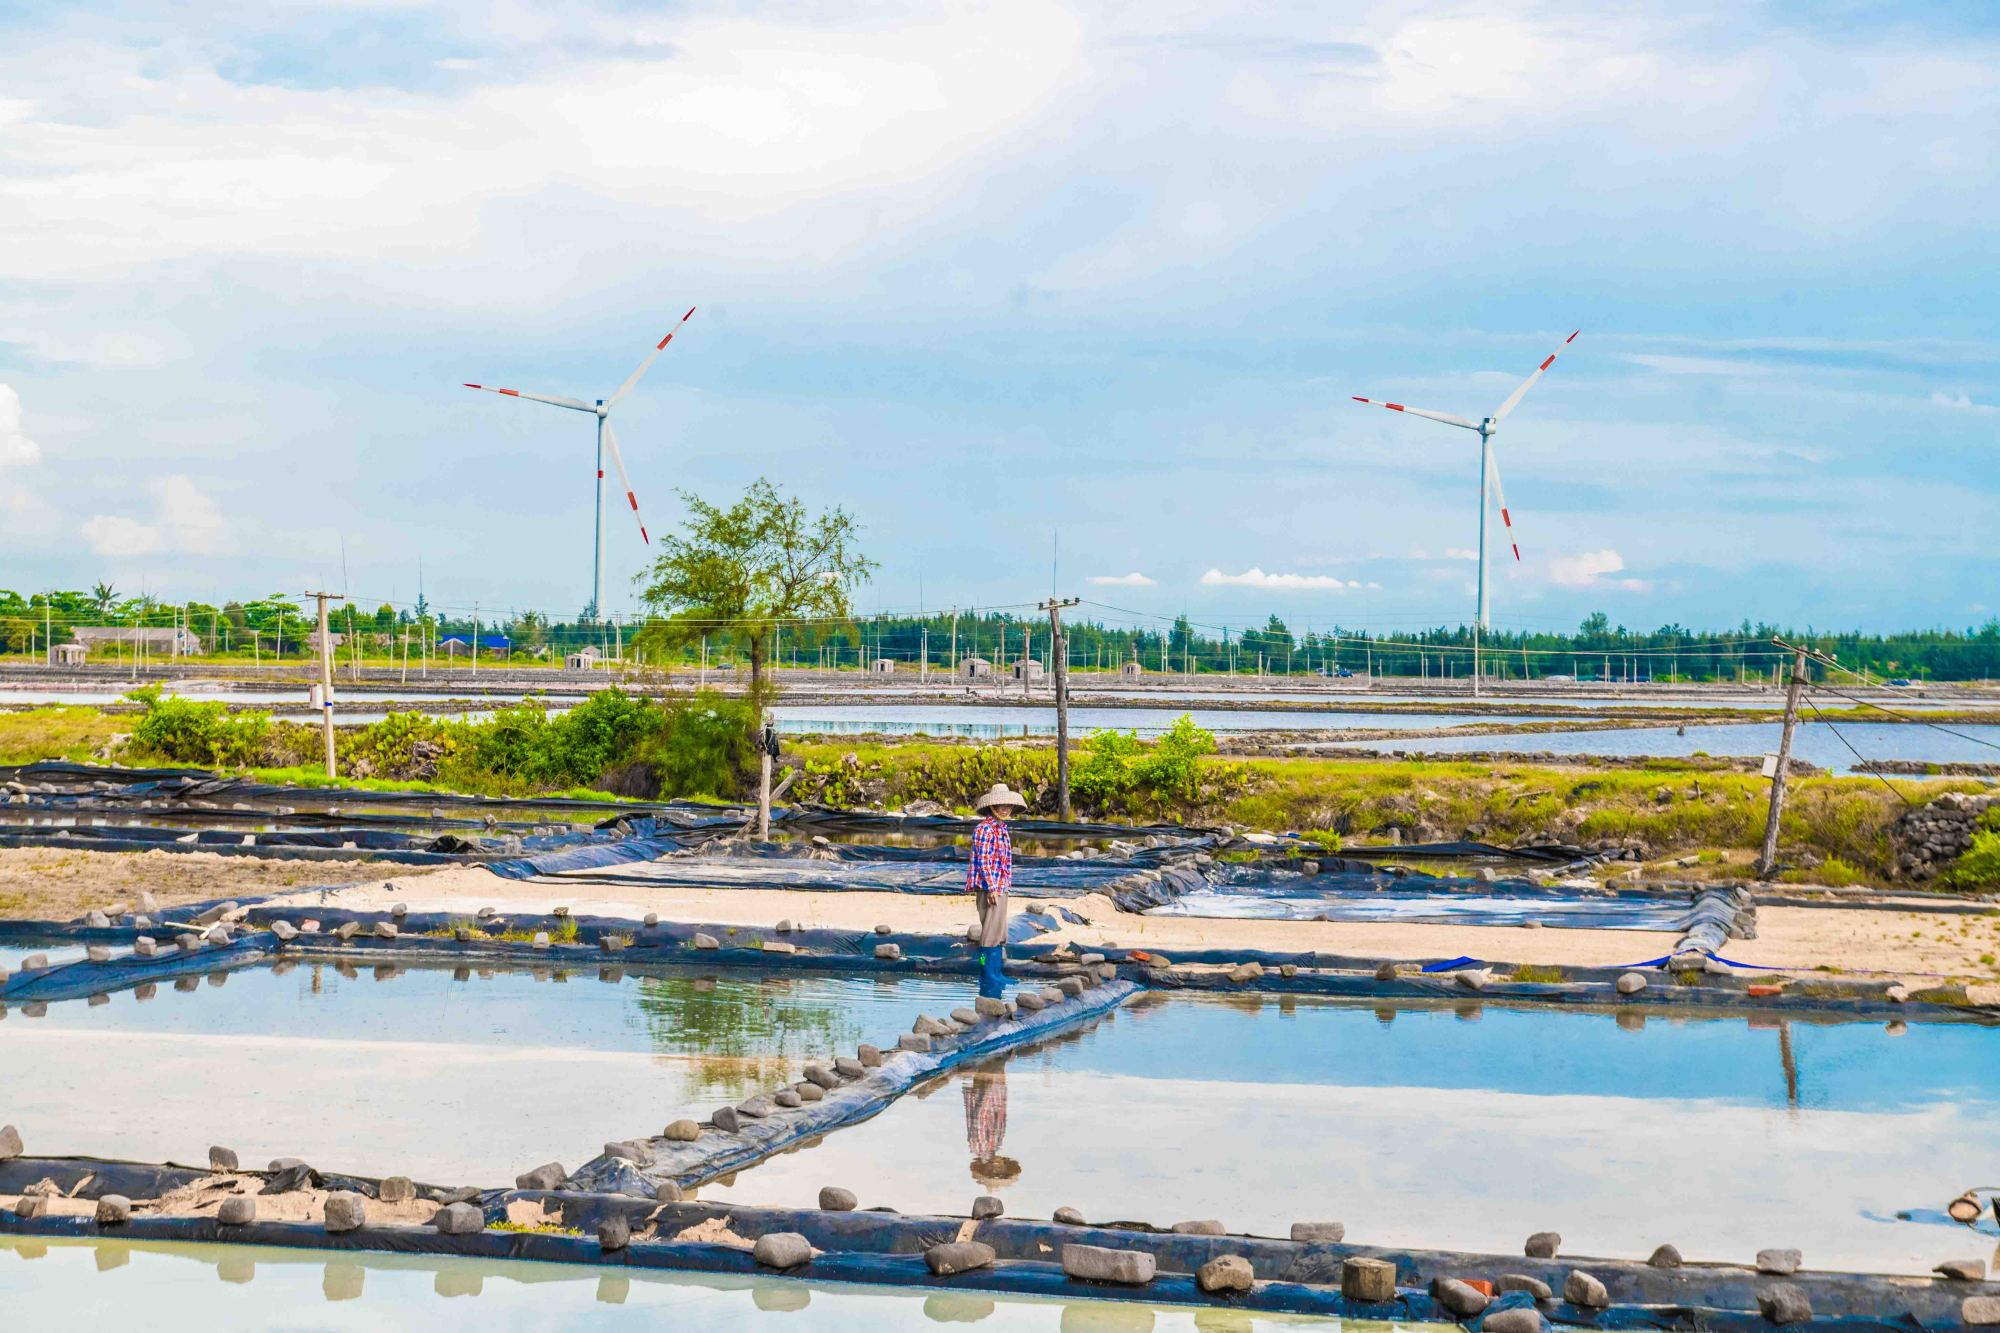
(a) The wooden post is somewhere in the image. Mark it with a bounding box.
[307,590,343,778]
[758,712,774,839]
[1757,644,1809,878]
[1040,596,1079,819]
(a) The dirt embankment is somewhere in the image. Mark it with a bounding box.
[0,848,441,922]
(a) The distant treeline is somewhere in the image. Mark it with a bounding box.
[4,589,1996,681]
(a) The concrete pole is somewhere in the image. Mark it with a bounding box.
[1041,597,1077,820]
[758,711,774,839]
[1757,645,1809,878]
[309,591,341,778]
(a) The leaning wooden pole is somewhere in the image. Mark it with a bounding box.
[1757,643,1808,878]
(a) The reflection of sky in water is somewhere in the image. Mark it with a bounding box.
[0,963,966,1184]
[772,704,1558,738]
[1147,887,1693,928]
[1333,720,2000,773]
[704,995,2000,1275]
[0,1237,1385,1331]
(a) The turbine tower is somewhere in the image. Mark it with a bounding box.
[463,307,697,620]
[1352,329,1578,696]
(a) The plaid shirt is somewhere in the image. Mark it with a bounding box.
[967,816,1013,896]
[963,1073,1008,1158]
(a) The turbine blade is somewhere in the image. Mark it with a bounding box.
[607,306,697,408]
[1487,448,1522,562]
[1489,329,1579,426]
[1350,396,1479,430]
[600,420,651,545]
[462,384,595,413]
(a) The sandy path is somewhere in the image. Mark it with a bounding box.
[259,865,2000,982]
[0,847,440,922]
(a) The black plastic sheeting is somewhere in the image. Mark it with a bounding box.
[567,980,1140,1195]
[0,1206,1952,1330]
[0,933,275,1003]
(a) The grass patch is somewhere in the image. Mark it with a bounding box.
[489,1220,583,1236]
[0,706,123,764]
[1510,964,1568,984]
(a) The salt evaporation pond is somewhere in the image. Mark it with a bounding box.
[0,1237,1388,1331]
[771,704,1558,739]
[1146,882,1695,928]
[1339,720,2000,773]
[0,962,965,1183]
[699,993,2000,1276]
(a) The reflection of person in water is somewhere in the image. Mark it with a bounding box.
[964,1067,1020,1187]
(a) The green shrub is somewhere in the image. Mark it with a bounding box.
[126,686,271,767]
[1943,830,2000,891]
[639,692,757,799]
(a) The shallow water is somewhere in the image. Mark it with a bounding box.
[700,993,2000,1276]
[1337,719,2000,772]
[770,705,1559,739]
[0,1237,1382,1331]
[0,962,968,1183]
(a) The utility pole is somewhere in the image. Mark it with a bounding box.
[949,610,959,682]
[1040,596,1080,819]
[920,625,928,683]
[306,590,343,778]
[1757,642,1809,878]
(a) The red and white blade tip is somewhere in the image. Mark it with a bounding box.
[655,307,697,350]
[464,383,520,396]
[1352,396,1406,411]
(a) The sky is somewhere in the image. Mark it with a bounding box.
[1,1,1995,639]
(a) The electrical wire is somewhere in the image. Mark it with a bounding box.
[1802,692,1917,807]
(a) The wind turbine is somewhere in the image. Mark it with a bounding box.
[1351,329,1578,697]
[463,307,697,620]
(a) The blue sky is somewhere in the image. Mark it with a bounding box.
[0,1,1994,638]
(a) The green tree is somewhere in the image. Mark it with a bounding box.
[635,478,874,700]
[91,582,117,616]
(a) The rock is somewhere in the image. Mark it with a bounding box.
[1054,1206,1086,1225]
[734,1097,774,1120]
[1341,1256,1397,1302]
[13,1196,46,1219]
[323,1192,367,1232]
[19,952,48,970]
[606,1140,654,1162]
[819,1186,858,1211]
[1525,1231,1562,1259]
[896,1034,932,1053]
[1374,961,1400,982]
[642,912,658,927]
[773,1089,802,1109]
[434,1202,483,1234]
[1279,963,1298,978]
[1563,1271,1609,1308]
[270,920,299,943]
[927,1241,997,1275]
[92,1194,133,1225]
[1756,1248,1802,1275]
[208,1145,238,1172]
[1648,1244,1683,1268]
[1055,978,1087,998]
[664,1120,701,1142]
[1015,990,1046,1012]
[761,940,796,955]
[334,922,359,941]
[874,923,892,935]
[373,921,398,940]
[1616,972,1648,995]
[134,936,158,957]
[598,1216,631,1251]
[833,1057,865,1079]
[1935,1260,1987,1281]
[1963,1297,2000,1325]
[803,1064,840,1090]
[1484,1309,1545,1333]
[974,996,1012,1019]
[1063,1244,1156,1285]
[1496,1274,1553,1300]
[1198,1254,1256,1294]
[514,1163,567,1191]
[1434,1277,1491,1316]
[217,1196,256,1225]
[874,942,903,961]
[971,1195,1004,1220]
[1886,984,1910,1003]
[1758,1284,1813,1324]
[1078,953,1106,966]
[753,1232,813,1269]
[1290,1221,1345,1243]
[951,1007,982,1026]
[378,1176,415,1203]
[693,933,720,950]
[655,1181,683,1204]
[138,891,159,913]
[1228,962,1264,983]
[1456,968,1493,991]
[712,1107,743,1133]
[531,932,551,950]
[1171,1219,1225,1235]
[913,1014,951,1036]
[776,919,793,934]
[857,1044,883,1068]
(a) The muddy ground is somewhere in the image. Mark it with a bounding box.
[0,848,441,922]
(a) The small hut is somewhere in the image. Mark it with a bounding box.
[1011,658,1045,681]
[960,656,994,679]
[54,642,88,667]
[870,658,896,674]
[1119,659,1143,678]
[564,646,600,672]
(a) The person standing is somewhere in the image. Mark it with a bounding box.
[967,783,1025,999]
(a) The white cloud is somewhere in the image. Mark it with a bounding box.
[1088,572,1156,586]
[1931,390,1978,409]
[0,384,41,516]
[1201,567,1365,591]
[1444,547,1479,561]
[81,475,233,559]
[1547,548,1650,592]
[1626,353,1768,377]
